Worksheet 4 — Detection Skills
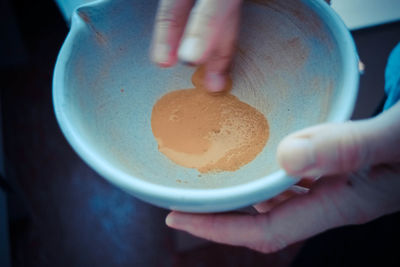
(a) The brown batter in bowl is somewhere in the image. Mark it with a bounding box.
[151,67,270,173]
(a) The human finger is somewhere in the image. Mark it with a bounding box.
[177,0,242,64]
[253,185,309,213]
[166,174,363,253]
[151,0,194,67]
[277,102,400,178]
[201,3,240,92]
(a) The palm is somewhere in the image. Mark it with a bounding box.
[166,103,400,253]
[165,164,400,254]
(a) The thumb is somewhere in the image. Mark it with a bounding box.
[277,102,400,177]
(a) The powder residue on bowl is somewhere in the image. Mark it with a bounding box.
[151,67,269,173]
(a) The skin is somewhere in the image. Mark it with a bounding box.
[151,0,242,92]
[165,102,400,253]
[150,0,330,91]
[151,0,400,253]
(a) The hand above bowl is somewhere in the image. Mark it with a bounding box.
[151,0,400,253]
[150,0,332,93]
[151,0,242,92]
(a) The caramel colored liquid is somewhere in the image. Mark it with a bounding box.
[151,68,269,173]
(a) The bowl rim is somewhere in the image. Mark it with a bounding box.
[53,0,359,210]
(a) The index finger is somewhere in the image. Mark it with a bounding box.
[165,175,362,253]
[151,0,194,67]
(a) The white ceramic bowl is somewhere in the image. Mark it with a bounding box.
[53,0,359,212]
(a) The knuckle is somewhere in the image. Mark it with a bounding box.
[207,48,234,72]
[190,6,219,29]
[156,15,182,30]
[336,123,365,172]
[156,4,184,29]
[213,49,234,61]
[191,2,215,19]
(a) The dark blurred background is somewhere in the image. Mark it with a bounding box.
[1,0,400,266]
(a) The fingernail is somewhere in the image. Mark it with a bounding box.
[165,213,174,227]
[280,138,315,175]
[152,43,171,66]
[205,72,226,92]
[165,212,184,228]
[178,37,204,63]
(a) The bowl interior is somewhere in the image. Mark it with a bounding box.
[58,0,346,190]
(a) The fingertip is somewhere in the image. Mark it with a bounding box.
[204,72,227,92]
[165,212,174,227]
[157,58,177,68]
[277,137,316,176]
[151,43,176,68]
[178,37,205,64]
[165,211,186,228]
